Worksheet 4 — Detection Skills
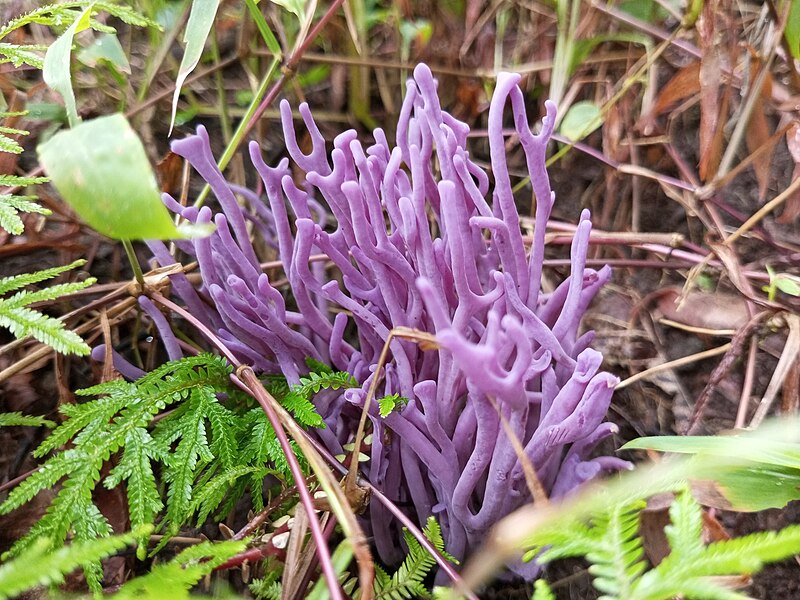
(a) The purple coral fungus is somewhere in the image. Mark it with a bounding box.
[143,63,630,575]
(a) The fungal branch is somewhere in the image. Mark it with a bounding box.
[344,326,440,499]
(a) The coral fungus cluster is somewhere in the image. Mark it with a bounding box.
[143,63,629,573]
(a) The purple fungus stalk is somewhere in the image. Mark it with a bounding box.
[143,63,631,575]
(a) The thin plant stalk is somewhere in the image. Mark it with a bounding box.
[122,240,146,291]
[193,0,345,207]
[235,366,348,600]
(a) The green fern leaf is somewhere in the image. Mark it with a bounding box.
[70,501,114,590]
[0,43,45,68]
[663,485,704,561]
[240,407,306,480]
[204,398,240,469]
[371,517,451,600]
[158,388,215,537]
[0,174,49,188]
[250,565,283,600]
[35,395,126,457]
[0,526,147,600]
[0,259,86,295]
[0,260,94,354]
[528,487,800,600]
[0,132,23,154]
[295,370,358,396]
[2,281,93,308]
[281,368,356,428]
[0,305,91,355]
[0,195,51,235]
[191,465,268,525]
[105,428,165,558]
[586,501,647,599]
[282,391,325,428]
[112,539,245,600]
[0,355,232,567]
[0,412,54,428]
[0,2,157,41]
[531,580,556,600]
[0,452,75,513]
[378,394,408,418]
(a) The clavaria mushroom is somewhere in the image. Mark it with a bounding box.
[142,63,630,575]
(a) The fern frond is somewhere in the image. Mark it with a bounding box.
[0,195,51,235]
[159,388,215,537]
[371,517,451,600]
[663,485,704,562]
[0,132,23,154]
[35,395,126,457]
[282,368,355,428]
[0,259,86,295]
[0,412,54,428]
[0,174,49,188]
[378,394,408,417]
[282,391,325,428]
[295,370,358,396]
[2,281,92,308]
[531,580,556,600]
[641,522,800,598]
[0,260,93,355]
[0,304,91,355]
[0,526,147,600]
[112,539,246,600]
[105,428,165,558]
[0,126,28,136]
[89,2,158,28]
[204,398,240,469]
[529,488,800,600]
[249,564,283,600]
[0,2,157,42]
[0,452,75,512]
[0,355,232,565]
[191,465,268,525]
[0,43,45,68]
[586,501,647,599]
[70,501,114,590]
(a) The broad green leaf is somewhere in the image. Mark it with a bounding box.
[618,0,671,22]
[622,434,800,511]
[271,0,306,21]
[622,435,800,469]
[42,4,93,128]
[707,463,800,511]
[776,275,800,297]
[77,33,131,73]
[25,103,67,123]
[786,0,800,58]
[38,113,212,240]
[558,100,604,142]
[170,0,221,134]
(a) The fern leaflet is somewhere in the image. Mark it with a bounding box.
[0,259,94,354]
[369,517,455,600]
[0,526,147,600]
[378,394,408,418]
[0,355,232,589]
[528,487,800,600]
[111,539,246,600]
[0,412,54,428]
